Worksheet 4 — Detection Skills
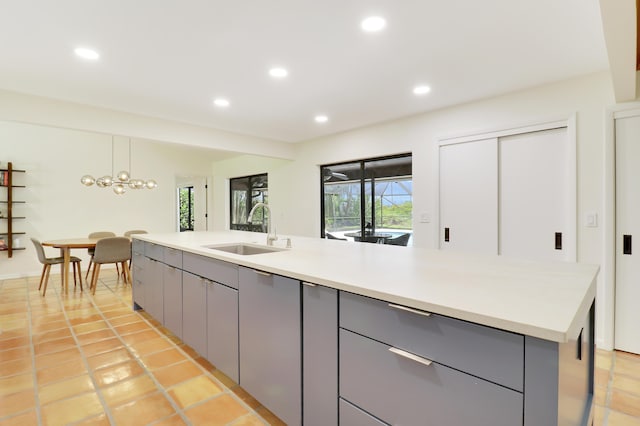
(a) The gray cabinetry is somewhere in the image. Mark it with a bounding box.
[131,250,146,309]
[303,283,338,426]
[340,291,524,391]
[239,267,301,426]
[163,263,183,339]
[145,258,164,323]
[182,271,208,357]
[207,281,239,382]
[340,328,523,426]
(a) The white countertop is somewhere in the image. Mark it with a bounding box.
[133,231,599,343]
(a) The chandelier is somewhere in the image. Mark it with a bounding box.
[80,136,157,195]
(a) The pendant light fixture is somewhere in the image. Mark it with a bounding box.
[80,136,157,194]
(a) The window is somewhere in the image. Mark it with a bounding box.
[178,186,194,231]
[321,154,412,245]
[230,173,268,232]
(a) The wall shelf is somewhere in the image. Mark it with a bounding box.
[0,162,26,258]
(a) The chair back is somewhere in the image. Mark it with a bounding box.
[31,238,48,264]
[385,233,411,246]
[124,230,148,237]
[88,231,116,239]
[93,237,132,264]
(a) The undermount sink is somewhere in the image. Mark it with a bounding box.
[202,243,286,255]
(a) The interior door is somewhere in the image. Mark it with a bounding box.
[439,138,498,254]
[499,127,572,262]
[615,115,640,354]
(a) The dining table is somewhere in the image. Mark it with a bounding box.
[42,237,100,290]
[343,231,393,243]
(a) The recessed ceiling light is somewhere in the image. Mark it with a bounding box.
[315,115,329,123]
[74,47,100,60]
[213,98,230,107]
[269,67,288,78]
[413,85,431,95]
[361,16,386,32]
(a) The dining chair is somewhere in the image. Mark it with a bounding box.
[85,231,116,280]
[384,233,411,246]
[31,238,83,296]
[89,237,132,295]
[124,229,148,237]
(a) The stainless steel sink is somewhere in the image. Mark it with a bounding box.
[202,243,286,255]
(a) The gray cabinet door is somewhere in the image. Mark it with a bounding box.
[239,267,301,426]
[303,283,337,426]
[145,258,164,323]
[163,263,182,339]
[131,253,147,309]
[207,282,239,383]
[182,271,207,357]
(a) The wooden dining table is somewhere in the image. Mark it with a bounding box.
[42,238,100,290]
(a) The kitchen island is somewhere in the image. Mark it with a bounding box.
[131,230,598,426]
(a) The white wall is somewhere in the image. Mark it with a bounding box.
[266,72,615,347]
[0,121,230,278]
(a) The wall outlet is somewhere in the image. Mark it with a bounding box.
[420,212,431,223]
[585,212,598,228]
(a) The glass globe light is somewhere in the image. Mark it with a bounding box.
[128,180,138,189]
[145,179,158,189]
[133,179,145,189]
[96,177,106,188]
[101,175,113,187]
[116,170,130,182]
[80,175,95,186]
[113,184,126,195]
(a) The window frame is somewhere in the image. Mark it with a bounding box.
[229,173,268,232]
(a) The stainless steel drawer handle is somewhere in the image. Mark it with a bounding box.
[388,303,432,317]
[389,347,433,367]
[302,282,317,287]
[255,270,272,277]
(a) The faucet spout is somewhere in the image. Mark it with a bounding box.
[248,202,277,245]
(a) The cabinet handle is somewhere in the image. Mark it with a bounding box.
[255,270,272,277]
[388,347,433,367]
[302,282,317,287]
[388,303,432,317]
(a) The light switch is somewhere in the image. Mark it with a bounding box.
[420,212,431,223]
[585,212,598,228]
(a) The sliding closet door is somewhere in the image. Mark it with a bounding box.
[499,127,572,261]
[439,138,498,254]
[615,114,640,354]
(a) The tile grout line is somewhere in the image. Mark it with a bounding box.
[26,276,44,426]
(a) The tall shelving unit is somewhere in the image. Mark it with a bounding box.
[1,162,26,258]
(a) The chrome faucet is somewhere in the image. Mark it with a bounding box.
[248,202,277,246]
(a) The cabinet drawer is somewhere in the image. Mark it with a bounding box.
[339,291,524,391]
[340,329,523,426]
[132,239,145,255]
[163,246,182,268]
[183,252,238,289]
[145,242,164,261]
[339,398,388,426]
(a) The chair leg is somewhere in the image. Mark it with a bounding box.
[91,264,101,295]
[73,263,78,288]
[42,265,51,296]
[85,257,93,280]
[38,265,47,290]
[116,263,121,281]
[122,261,132,285]
[76,262,83,291]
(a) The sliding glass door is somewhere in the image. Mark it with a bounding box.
[321,154,412,245]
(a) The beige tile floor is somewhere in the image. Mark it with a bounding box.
[2,270,640,425]
[0,270,284,426]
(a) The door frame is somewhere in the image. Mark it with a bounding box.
[603,103,640,351]
[434,115,577,260]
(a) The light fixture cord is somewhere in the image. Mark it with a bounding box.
[129,138,132,175]
[111,135,115,177]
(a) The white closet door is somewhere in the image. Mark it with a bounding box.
[499,128,572,262]
[615,115,640,354]
[439,138,498,254]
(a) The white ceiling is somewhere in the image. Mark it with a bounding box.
[0,1,609,143]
